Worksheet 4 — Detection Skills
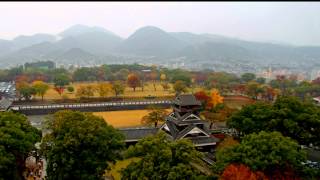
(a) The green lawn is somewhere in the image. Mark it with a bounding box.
[105,157,141,180]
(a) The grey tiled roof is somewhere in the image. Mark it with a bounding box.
[119,127,158,141]
[188,136,220,145]
[173,94,201,106]
[0,98,12,110]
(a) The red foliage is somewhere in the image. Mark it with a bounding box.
[54,87,64,96]
[15,74,30,83]
[221,164,268,180]
[194,90,210,102]
[267,166,301,180]
[212,133,225,139]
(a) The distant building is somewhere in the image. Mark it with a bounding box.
[24,61,56,70]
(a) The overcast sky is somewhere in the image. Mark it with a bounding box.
[0,2,319,46]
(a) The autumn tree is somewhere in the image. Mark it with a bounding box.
[41,110,125,180]
[149,71,158,91]
[32,80,49,101]
[76,85,95,98]
[127,73,140,92]
[96,82,112,97]
[160,73,166,82]
[207,89,224,110]
[161,82,170,91]
[194,90,210,109]
[173,80,188,95]
[141,106,168,127]
[112,81,125,97]
[221,164,268,180]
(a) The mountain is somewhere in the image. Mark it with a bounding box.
[0,40,14,56]
[13,33,57,49]
[0,24,320,70]
[56,31,123,55]
[59,24,119,38]
[116,26,187,57]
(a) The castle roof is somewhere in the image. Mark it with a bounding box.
[173,94,201,106]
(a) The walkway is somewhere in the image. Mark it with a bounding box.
[11,100,172,115]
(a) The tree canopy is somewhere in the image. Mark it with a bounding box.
[214,131,307,179]
[121,132,205,180]
[141,106,168,127]
[227,96,320,146]
[41,110,125,180]
[0,111,42,180]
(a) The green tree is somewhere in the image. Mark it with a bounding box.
[245,81,263,99]
[0,112,41,179]
[205,72,239,92]
[256,77,266,84]
[141,106,168,127]
[170,70,192,87]
[17,82,36,101]
[121,132,204,179]
[112,81,125,97]
[32,80,49,101]
[67,86,74,93]
[173,80,188,95]
[214,131,307,179]
[227,96,320,146]
[41,110,125,180]
[53,74,70,89]
[241,73,256,83]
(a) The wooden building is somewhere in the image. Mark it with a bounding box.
[121,94,219,152]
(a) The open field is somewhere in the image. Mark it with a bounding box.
[223,95,255,110]
[106,157,141,180]
[93,109,171,128]
[39,82,175,100]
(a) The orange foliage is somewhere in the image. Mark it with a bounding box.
[221,164,268,180]
[127,73,140,91]
[207,89,224,109]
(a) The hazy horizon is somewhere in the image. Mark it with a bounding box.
[1,2,320,46]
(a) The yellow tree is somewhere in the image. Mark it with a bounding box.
[141,106,168,127]
[96,83,112,98]
[76,85,95,98]
[207,88,224,110]
[32,80,49,101]
[160,73,166,82]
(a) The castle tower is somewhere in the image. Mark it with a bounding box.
[160,94,219,151]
